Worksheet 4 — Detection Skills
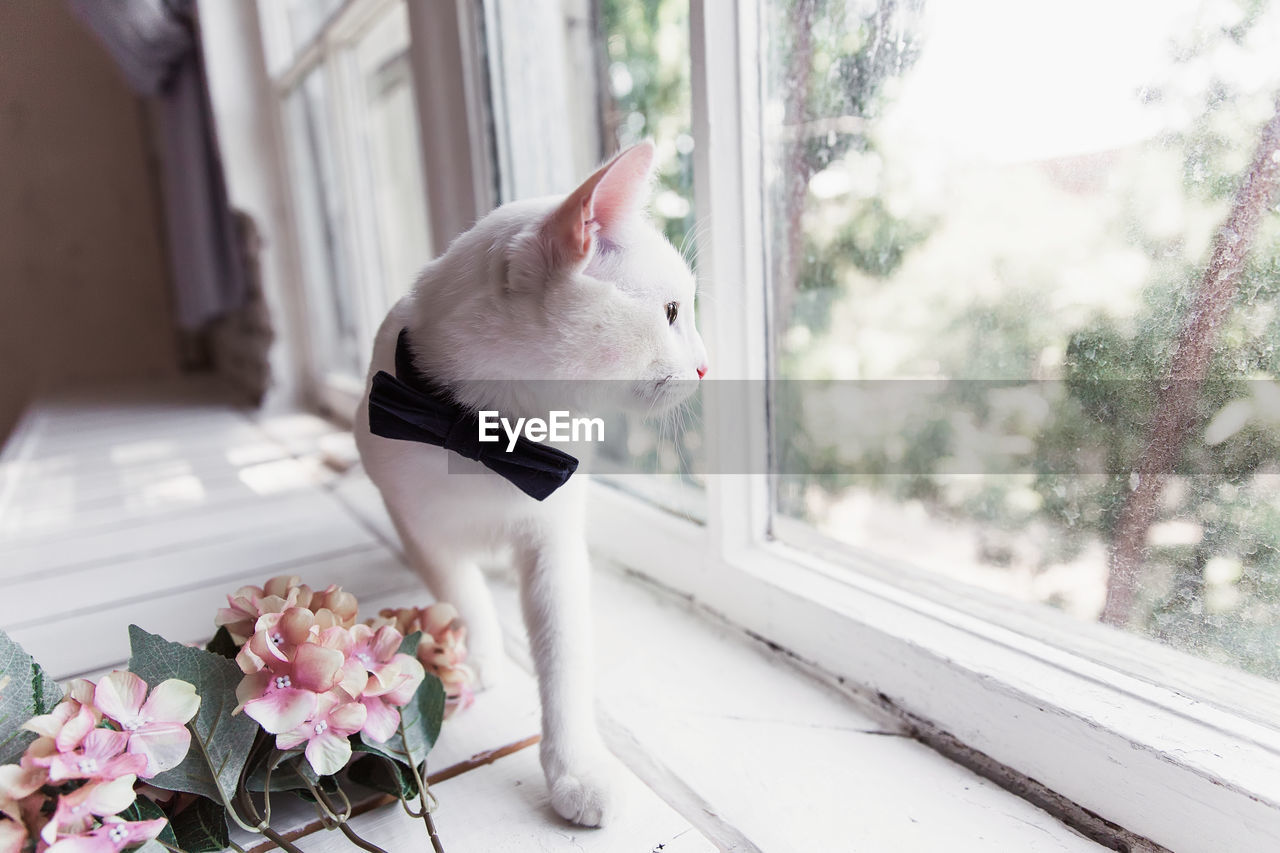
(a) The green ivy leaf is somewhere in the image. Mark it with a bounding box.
[168,795,232,853]
[0,629,65,765]
[126,625,259,817]
[204,627,240,661]
[245,749,317,793]
[397,631,423,657]
[348,744,418,800]
[119,796,180,850]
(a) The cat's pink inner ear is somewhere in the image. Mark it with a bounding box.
[590,141,655,233]
[544,169,608,265]
[542,141,655,266]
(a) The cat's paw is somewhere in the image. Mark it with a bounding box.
[547,762,623,827]
[468,652,509,692]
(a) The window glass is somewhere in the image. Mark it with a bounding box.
[282,67,364,381]
[261,0,347,73]
[351,3,433,315]
[285,0,346,52]
[591,0,704,517]
[762,0,1280,680]
[598,0,696,249]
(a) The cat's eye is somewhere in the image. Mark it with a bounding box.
[665,301,679,325]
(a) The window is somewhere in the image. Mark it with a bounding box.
[241,0,1280,847]
[761,0,1280,685]
[263,0,433,413]
[593,0,705,517]
[567,1,1280,849]
[485,0,706,517]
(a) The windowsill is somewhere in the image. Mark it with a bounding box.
[498,562,1108,852]
[584,479,1280,853]
[330,476,1109,851]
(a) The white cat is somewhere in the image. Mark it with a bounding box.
[354,142,707,826]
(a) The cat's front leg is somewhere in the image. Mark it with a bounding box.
[384,504,508,689]
[516,526,623,827]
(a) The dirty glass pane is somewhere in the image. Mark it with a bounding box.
[285,0,346,52]
[592,0,704,518]
[351,1,432,315]
[597,0,696,250]
[282,68,364,381]
[762,0,1280,680]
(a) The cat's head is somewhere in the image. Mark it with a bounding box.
[454,142,707,414]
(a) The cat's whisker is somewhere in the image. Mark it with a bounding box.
[682,217,713,264]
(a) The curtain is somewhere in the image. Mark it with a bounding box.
[67,0,247,330]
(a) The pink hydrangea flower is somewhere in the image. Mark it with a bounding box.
[216,575,311,644]
[309,586,359,631]
[371,603,473,717]
[40,776,137,845]
[416,605,474,708]
[0,816,26,853]
[93,672,200,778]
[39,730,146,784]
[235,643,345,734]
[23,681,101,754]
[0,745,48,820]
[236,606,320,673]
[313,627,370,701]
[339,625,425,742]
[275,693,368,776]
[43,816,167,853]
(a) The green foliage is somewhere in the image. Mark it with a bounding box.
[245,747,316,793]
[126,626,259,813]
[205,626,240,661]
[598,0,694,247]
[0,629,65,766]
[167,795,232,853]
[348,744,419,800]
[120,797,181,850]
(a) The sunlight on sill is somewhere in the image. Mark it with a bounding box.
[237,457,324,495]
[110,439,180,466]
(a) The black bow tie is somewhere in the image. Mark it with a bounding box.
[366,329,579,501]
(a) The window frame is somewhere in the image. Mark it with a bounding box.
[257,0,493,420]
[236,0,1280,848]
[585,2,1280,850]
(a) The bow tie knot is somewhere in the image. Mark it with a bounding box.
[366,330,579,501]
[442,416,484,461]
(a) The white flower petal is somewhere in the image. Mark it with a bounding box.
[141,679,201,725]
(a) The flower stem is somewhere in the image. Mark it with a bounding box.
[303,774,391,853]
[259,825,309,853]
[396,717,446,853]
[299,773,341,829]
[423,807,446,853]
[336,821,393,853]
[404,750,444,853]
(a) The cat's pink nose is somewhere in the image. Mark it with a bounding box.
[697,364,708,379]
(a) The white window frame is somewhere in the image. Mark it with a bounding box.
[580,3,1280,851]
[219,1,1280,849]
[255,0,494,420]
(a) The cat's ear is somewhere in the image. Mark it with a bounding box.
[541,141,655,266]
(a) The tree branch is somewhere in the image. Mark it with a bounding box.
[1101,96,1280,625]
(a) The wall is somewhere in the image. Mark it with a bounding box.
[0,0,179,445]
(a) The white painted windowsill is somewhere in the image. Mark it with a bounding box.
[333,477,1108,853]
